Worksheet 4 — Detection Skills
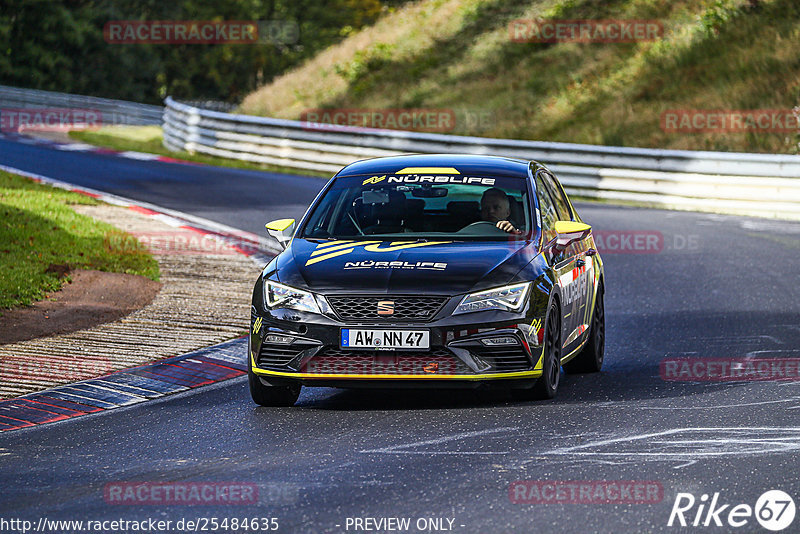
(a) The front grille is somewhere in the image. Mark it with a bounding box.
[257,340,320,370]
[469,346,532,372]
[326,296,448,322]
[300,347,472,375]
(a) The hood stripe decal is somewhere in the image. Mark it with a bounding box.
[306,247,357,266]
[304,240,452,267]
[310,240,379,256]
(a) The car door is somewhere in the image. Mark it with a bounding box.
[536,170,594,357]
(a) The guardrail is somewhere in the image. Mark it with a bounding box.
[163,97,800,220]
[0,85,163,126]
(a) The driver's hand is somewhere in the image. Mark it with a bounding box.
[496,220,521,234]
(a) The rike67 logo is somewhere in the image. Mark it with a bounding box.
[668,490,796,531]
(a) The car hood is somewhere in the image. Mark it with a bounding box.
[274,238,538,295]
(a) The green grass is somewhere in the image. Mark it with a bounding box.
[68,126,331,178]
[240,0,800,154]
[0,171,160,310]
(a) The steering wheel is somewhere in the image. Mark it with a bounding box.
[458,221,507,234]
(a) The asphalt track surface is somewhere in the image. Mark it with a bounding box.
[2,136,800,533]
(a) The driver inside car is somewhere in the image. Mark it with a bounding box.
[480,188,521,234]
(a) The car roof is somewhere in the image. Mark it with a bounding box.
[335,154,531,179]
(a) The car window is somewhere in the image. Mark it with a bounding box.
[300,174,531,241]
[538,171,572,221]
[535,173,558,245]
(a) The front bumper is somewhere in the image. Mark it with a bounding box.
[249,303,546,385]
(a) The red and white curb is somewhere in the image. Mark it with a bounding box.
[0,132,199,165]
[0,338,248,432]
[0,146,281,431]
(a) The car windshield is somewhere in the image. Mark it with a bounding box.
[300,174,532,241]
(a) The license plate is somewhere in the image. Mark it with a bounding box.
[340,329,429,350]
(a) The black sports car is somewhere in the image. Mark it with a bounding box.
[249,154,604,406]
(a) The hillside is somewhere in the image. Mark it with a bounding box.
[239,0,800,154]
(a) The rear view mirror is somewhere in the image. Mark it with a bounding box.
[361,191,390,205]
[553,221,591,250]
[411,187,448,198]
[265,218,296,249]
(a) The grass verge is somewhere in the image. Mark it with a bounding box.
[0,171,159,310]
[68,126,332,178]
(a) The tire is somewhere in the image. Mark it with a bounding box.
[248,365,301,407]
[513,301,561,401]
[564,282,605,374]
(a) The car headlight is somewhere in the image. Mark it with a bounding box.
[264,280,321,314]
[453,282,531,315]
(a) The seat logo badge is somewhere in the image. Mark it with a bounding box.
[423,362,439,373]
[377,301,395,315]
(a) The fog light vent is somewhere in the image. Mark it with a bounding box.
[480,336,519,347]
[264,334,294,344]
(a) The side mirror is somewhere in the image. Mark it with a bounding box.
[553,221,591,251]
[265,218,295,249]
